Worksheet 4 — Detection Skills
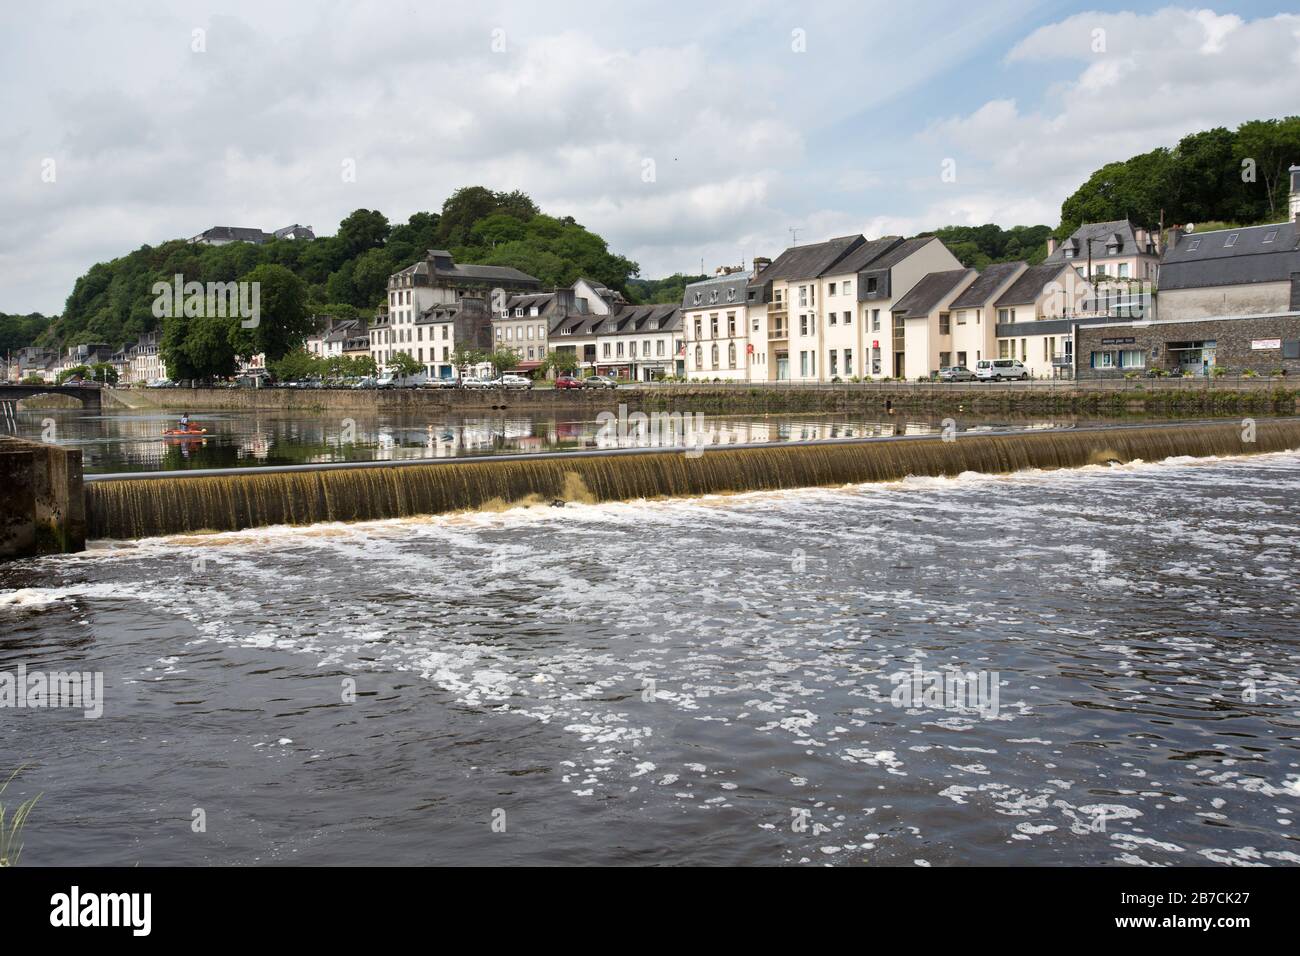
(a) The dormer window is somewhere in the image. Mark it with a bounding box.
[693,292,702,304]
[726,288,735,301]
[709,290,719,303]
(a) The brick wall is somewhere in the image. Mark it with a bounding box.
[1077,314,1300,378]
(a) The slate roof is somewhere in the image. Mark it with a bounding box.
[949,261,1027,309]
[826,236,905,276]
[1159,221,1300,291]
[550,304,681,337]
[1045,220,1156,263]
[395,253,540,287]
[891,270,976,319]
[994,262,1075,307]
[683,271,751,309]
[194,226,270,243]
[748,235,865,288]
[861,237,937,274]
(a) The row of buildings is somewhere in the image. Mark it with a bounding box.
[10,170,1299,386]
[374,165,1298,383]
[5,335,168,386]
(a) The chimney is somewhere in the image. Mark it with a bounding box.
[552,287,576,316]
[1046,237,1057,256]
[1168,225,1186,250]
[752,256,772,277]
[1290,164,1300,222]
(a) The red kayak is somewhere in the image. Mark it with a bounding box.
[162,427,208,438]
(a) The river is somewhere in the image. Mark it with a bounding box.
[2,448,1298,865]
[3,405,1176,474]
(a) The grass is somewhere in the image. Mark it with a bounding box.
[0,765,40,867]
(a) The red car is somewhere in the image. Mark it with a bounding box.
[555,375,583,390]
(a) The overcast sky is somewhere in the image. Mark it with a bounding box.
[2,1,1298,314]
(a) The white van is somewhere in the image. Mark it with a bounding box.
[975,359,1029,381]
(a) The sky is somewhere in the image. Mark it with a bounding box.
[2,1,1299,314]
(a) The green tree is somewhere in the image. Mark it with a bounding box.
[388,350,423,382]
[1236,117,1300,219]
[539,350,578,376]
[487,348,520,377]
[449,346,484,378]
[231,264,311,363]
[336,209,392,257]
[269,349,322,382]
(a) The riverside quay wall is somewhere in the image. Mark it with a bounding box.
[104,380,1300,416]
[0,435,85,560]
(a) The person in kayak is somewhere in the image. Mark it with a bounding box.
[178,412,192,431]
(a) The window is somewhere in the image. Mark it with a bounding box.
[1094,264,1106,276]
[800,314,809,336]
[828,282,837,295]
[798,286,808,307]
[843,281,852,296]
[616,341,624,358]
[1263,230,1278,244]
[939,312,950,335]
[800,351,809,377]
[693,292,702,304]
[629,341,637,358]
[871,309,880,332]
[844,349,853,375]
[711,344,719,368]
[830,351,838,376]
[1225,233,1239,247]
[998,308,1015,324]
[710,314,719,338]
[727,312,736,336]
[694,345,703,368]
[843,311,851,325]
[694,318,703,339]
[1187,238,1200,251]
[956,310,967,325]
[1091,351,1115,368]
[752,315,759,332]
[728,343,737,368]
[603,343,611,358]
[866,277,878,294]
[1117,263,1129,278]
[829,312,837,326]
[657,340,665,357]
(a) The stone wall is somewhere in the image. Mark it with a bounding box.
[0,436,85,560]
[1077,314,1300,379]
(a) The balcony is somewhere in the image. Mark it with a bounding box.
[768,323,789,340]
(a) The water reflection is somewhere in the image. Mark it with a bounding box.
[13,406,1165,474]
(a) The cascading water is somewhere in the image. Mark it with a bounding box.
[84,420,1300,539]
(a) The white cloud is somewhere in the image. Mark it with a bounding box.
[913,8,1300,234]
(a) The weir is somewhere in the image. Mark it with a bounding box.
[81,419,1300,541]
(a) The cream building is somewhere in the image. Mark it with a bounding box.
[946,261,1028,369]
[992,262,1091,377]
[889,269,977,379]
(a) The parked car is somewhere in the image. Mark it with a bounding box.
[975,359,1029,381]
[460,376,493,389]
[420,376,459,389]
[375,374,397,389]
[555,374,583,390]
[938,365,975,382]
[498,374,533,390]
[582,375,618,389]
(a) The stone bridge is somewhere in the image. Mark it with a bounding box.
[0,382,103,411]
